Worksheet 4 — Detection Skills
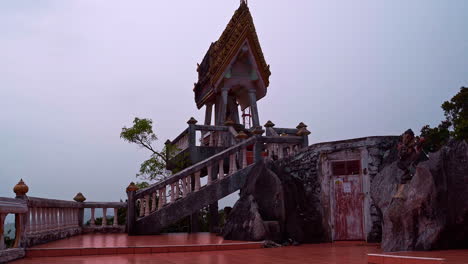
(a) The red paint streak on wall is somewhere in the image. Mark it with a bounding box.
[333,174,364,241]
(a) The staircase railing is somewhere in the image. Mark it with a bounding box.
[130,136,258,221]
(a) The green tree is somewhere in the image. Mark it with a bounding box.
[121,118,170,182]
[442,87,468,140]
[420,87,467,151]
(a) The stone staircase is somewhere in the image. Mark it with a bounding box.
[127,134,305,236]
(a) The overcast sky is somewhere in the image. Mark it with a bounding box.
[1,1,467,207]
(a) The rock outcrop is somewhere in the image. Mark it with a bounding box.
[371,140,468,252]
[222,160,326,243]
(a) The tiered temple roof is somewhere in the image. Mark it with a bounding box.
[194,1,271,109]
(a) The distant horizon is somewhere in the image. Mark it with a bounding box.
[1,1,467,207]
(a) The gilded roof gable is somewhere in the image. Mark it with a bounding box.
[194,2,271,107]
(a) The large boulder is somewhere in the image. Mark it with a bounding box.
[371,140,468,252]
[222,161,326,243]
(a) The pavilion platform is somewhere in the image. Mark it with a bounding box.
[11,235,468,264]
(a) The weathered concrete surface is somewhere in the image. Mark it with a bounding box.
[82,225,125,234]
[133,162,262,235]
[24,227,82,248]
[371,140,468,252]
[223,136,398,244]
[0,248,25,263]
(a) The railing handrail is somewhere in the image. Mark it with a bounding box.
[0,200,28,214]
[136,136,258,198]
[194,124,229,132]
[82,202,126,208]
[27,196,82,208]
[262,136,303,144]
[170,127,189,145]
[24,197,127,209]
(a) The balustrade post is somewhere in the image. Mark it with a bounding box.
[43,208,48,230]
[242,147,248,168]
[0,213,5,250]
[126,182,138,235]
[151,192,157,212]
[90,208,96,226]
[254,136,264,163]
[218,160,225,179]
[113,208,119,226]
[60,208,65,228]
[228,153,237,175]
[194,171,201,191]
[209,131,215,146]
[144,195,150,216]
[162,186,167,205]
[181,178,187,197]
[102,208,108,226]
[170,183,175,202]
[158,189,164,209]
[29,208,36,233]
[187,117,197,147]
[52,208,56,229]
[207,165,213,185]
[185,177,191,194]
[175,182,180,199]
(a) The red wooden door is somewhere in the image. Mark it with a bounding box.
[332,160,364,241]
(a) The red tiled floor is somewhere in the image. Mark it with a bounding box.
[31,232,240,248]
[14,242,381,264]
[14,236,468,264]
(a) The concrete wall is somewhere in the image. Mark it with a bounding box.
[283,136,398,242]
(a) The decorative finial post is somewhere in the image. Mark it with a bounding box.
[13,179,29,198]
[73,192,86,203]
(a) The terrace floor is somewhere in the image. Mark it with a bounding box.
[10,233,468,264]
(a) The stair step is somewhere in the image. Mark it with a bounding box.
[26,242,264,257]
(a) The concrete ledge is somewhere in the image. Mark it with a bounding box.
[0,248,25,263]
[368,253,445,264]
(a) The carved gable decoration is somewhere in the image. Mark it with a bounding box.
[194,2,271,109]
